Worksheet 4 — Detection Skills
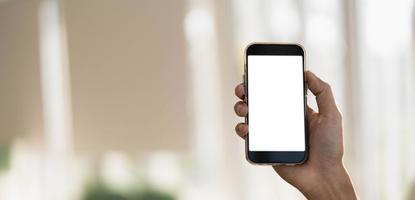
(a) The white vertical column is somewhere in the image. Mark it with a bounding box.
[406,6,415,188]
[357,0,413,198]
[182,1,229,200]
[38,0,74,199]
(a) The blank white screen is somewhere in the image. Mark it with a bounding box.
[248,55,305,151]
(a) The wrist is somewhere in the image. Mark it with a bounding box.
[301,164,357,200]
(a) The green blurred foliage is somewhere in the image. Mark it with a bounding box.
[83,181,174,200]
[0,144,10,172]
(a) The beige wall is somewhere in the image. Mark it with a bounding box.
[0,0,44,144]
[63,0,189,153]
[0,0,189,152]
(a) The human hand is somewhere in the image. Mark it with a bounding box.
[234,71,357,200]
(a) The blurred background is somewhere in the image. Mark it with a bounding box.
[1,0,415,199]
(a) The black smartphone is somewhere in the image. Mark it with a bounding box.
[244,43,308,165]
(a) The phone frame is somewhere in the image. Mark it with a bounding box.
[244,43,309,165]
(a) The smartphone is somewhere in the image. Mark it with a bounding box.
[244,43,308,165]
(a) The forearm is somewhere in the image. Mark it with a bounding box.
[301,165,357,200]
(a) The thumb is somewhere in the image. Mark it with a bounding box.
[306,71,339,117]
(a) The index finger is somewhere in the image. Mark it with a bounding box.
[235,83,245,100]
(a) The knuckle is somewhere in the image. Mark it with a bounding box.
[234,101,247,116]
[235,123,246,134]
[235,124,240,132]
[234,101,243,109]
[329,110,342,122]
[236,84,244,93]
[322,82,332,91]
[336,111,343,122]
[234,87,240,96]
[235,84,241,93]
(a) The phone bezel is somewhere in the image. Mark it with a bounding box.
[244,43,309,165]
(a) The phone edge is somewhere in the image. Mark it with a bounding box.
[243,42,309,166]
